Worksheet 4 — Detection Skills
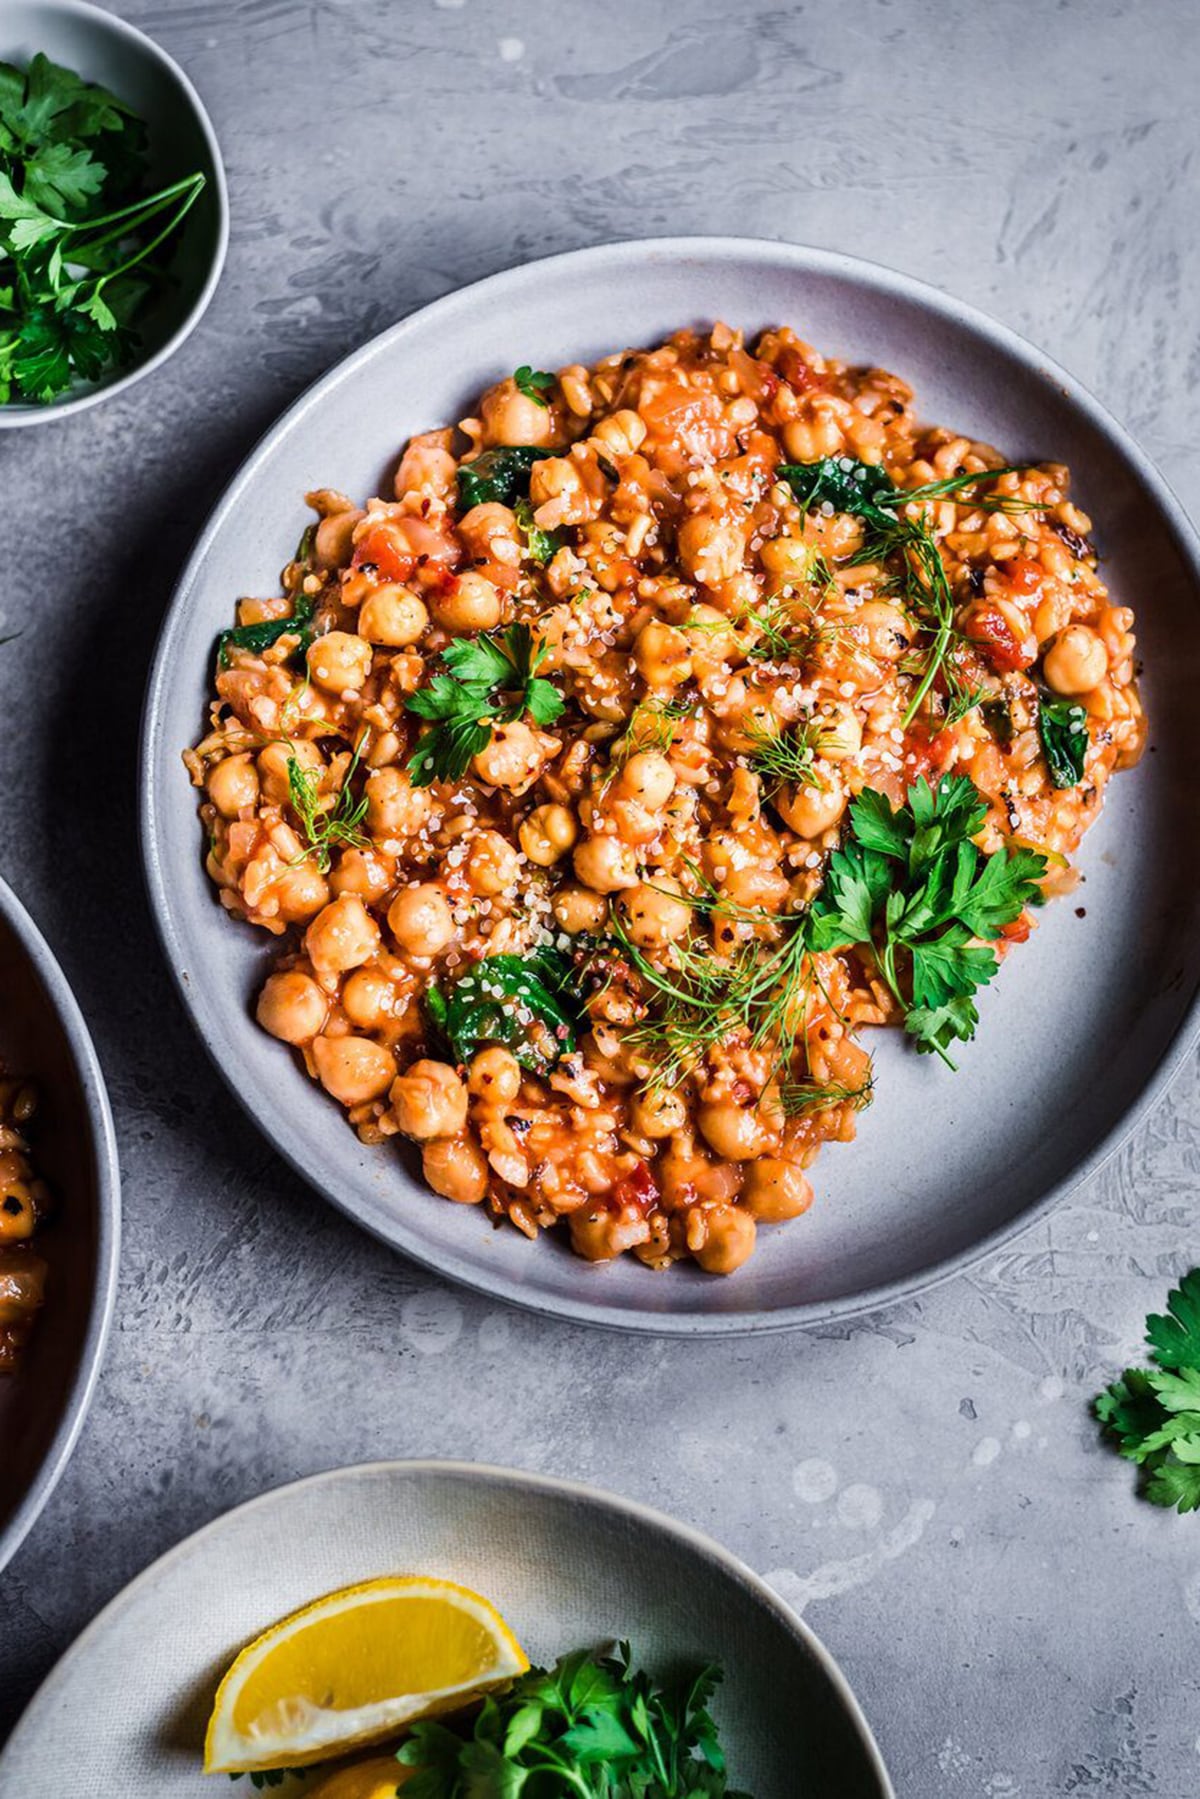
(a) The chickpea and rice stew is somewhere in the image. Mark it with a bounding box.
[0,1067,49,1368]
[185,323,1144,1276]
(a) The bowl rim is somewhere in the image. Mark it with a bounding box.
[139,233,1200,1336]
[0,0,230,428]
[0,871,121,1574]
[0,1455,897,1796]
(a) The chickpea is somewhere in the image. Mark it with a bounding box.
[468,1046,522,1104]
[741,1158,814,1223]
[312,1034,394,1106]
[365,767,431,841]
[569,1202,652,1262]
[329,847,393,905]
[630,1085,687,1139]
[634,619,692,689]
[342,966,397,1030]
[0,1182,35,1243]
[471,719,550,792]
[480,378,555,448]
[677,512,744,586]
[422,1136,489,1205]
[313,508,361,570]
[431,572,502,635]
[1043,624,1108,695]
[358,584,429,647]
[775,777,847,838]
[693,1204,757,1275]
[617,881,692,949]
[759,533,813,585]
[267,862,328,924]
[387,883,454,957]
[395,430,457,500]
[697,1100,769,1162]
[590,408,647,458]
[256,970,327,1044]
[306,631,373,695]
[305,894,380,975]
[207,753,259,819]
[519,803,578,867]
[814,703,862,762]
[855,600,913,660]
[573,834,639,894]
[617,750,675,809]
[258,738,322,806]
[553,884,608,934]
[389,1059,469,1140]
[466,830,520,896]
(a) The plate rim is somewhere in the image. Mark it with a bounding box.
[0,1455,896,1797]
[139,232,1200,1335]
[0,872,122,1574]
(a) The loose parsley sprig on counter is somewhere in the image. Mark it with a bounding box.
[396,1643,750,1799]
[405,622,564,786]
[1095,1270,1200,1514]
[806,774,1046,1066]
[0,51,206,402]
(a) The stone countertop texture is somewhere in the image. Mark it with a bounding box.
[1,0,1199,1792]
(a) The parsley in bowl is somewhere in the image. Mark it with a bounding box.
[0,3,226,421]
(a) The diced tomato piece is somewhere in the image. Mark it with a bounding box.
[903,727,955,779]
[777,347,828,394]
[352,524,415,583]
[1004,555,1043,595]
[998,913,1032,944]
[969,606,1035,673]
[612,1160,660,1215]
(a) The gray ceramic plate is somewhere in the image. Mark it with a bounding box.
[0,1459,893,1797]
[0,0,228,425]
[140,237,1200,1335]
[0,875,120,1573]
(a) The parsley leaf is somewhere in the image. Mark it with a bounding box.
[513,363,556,406]
[395,1643,749,1797]
[405,623,564,786]
[1095,1270,1200,1514]
[807,774,1046,1067]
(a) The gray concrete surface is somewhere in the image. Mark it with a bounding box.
[1,0,1199,1792]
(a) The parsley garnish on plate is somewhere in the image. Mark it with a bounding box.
[513,363,556,406]
[0,51,206,403]
[806,774,1046,1066]
[396,1643,751,1799]
[404,622,565,786]
[1095,1269,1200,1514]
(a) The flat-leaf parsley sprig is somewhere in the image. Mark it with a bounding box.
[396,1642,751,1799]
[806,773,1046,1067]
[1095,1269,1200,1514]
[513,363,556,407]
[405,622,565,787]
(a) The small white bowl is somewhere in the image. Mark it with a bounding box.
[0,0,228,426]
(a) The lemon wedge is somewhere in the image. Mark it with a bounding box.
[308,1757,415,1798]
[204,1576,528,1774]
